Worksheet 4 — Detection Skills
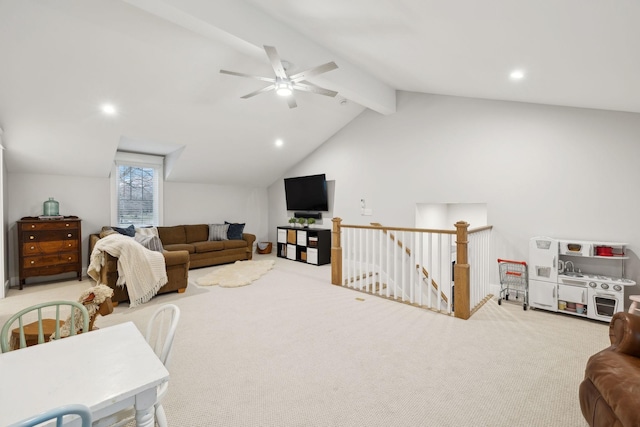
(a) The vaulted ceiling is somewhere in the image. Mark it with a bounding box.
[1,0,638,186]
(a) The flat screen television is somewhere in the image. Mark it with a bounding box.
[284,174,329,212]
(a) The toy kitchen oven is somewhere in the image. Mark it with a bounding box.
[529,237,635,322]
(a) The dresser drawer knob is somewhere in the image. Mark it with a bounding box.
[29,235,35,240]
[66,223,70,227]
[67,234,72,238]
[68,243,72,247]
[31,224,36,228]
[30,246,35,250]
[30,261,35,265]
[68,256,72,260]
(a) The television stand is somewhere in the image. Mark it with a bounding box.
[276,226,330,265]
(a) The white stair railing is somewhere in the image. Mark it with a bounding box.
[332,219,493,319]
[338,223,455,314]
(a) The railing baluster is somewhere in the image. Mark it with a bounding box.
[357,228,362,290]
[367,228,372,292]
[343,227,348,286]
[417,231,423,307]
[378,228,383,296]
[363,228,368,292]
[426,233,432,310]
[400,231,405,302]
[393,230,398,299]
[385,229,390,298]
[437,233,442,311]
[447,234,452,313]
[409,232,414,304]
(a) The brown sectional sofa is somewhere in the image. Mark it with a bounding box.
[579,312,640,427]
[157,224,255,268]
[88,224,256,305]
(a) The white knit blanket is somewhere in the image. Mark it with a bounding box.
[88,233,167,308]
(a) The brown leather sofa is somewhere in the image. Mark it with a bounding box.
[88,234,190,306]
[579,312,640,427]
[157,224,256,268]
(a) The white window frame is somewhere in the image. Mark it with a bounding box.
[110,152,164,227]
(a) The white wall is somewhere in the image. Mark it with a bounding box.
[268,91,640,296]
[416,203,487,229]
[163,181,268,242]
[0,129,6,298]
[7,173,268,288]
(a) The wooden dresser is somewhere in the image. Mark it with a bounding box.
[17,217,82,289]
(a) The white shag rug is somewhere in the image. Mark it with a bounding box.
[196,260,275,288]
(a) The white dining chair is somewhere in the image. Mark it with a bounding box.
[145,304,181,427]
[93,304,180,427]
[9,403,92,427]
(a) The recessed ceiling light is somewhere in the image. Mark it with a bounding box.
[275,139,284,147]
[509,70,525,81]
[101,103,117,115]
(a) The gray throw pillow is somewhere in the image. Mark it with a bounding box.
[134,234,164,252]
[209,224,229,241]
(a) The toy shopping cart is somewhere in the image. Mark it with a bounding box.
[497,259,528,310]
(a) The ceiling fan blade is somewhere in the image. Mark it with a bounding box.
[241,85,275,99]
[294,81,338,97]
[286,95,297,109]
[220,69,275,83]
[263,45,288,79]
[290,62,338,82]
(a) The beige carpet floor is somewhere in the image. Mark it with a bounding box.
[0,253,607,426]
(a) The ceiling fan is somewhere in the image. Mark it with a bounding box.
[220,45,338,109]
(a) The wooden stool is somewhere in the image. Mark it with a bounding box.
[10,319,65,350]
[629,295,640,315]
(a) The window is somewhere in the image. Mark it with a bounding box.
[111,152,163,227]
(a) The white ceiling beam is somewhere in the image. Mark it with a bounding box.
[121,0,396,115]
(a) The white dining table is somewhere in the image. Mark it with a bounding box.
[0,321,169,427]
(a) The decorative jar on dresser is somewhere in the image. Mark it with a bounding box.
[17,217,82,289]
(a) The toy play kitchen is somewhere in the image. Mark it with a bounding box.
[529,237,635,322]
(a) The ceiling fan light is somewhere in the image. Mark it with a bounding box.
[276,81,293,97]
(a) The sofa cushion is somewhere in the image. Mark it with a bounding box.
[193,241,225,253]
[225,221,245,240]
[163,243,195,254]
[209,224,229,241]
[224,240,248,250]
[158,226,186,245]
[185,224,209,243]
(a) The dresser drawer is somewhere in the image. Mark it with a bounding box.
[22,229,79,243]
[23,253,79,269]
[22,240,79,255]
[20,221,78,231]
